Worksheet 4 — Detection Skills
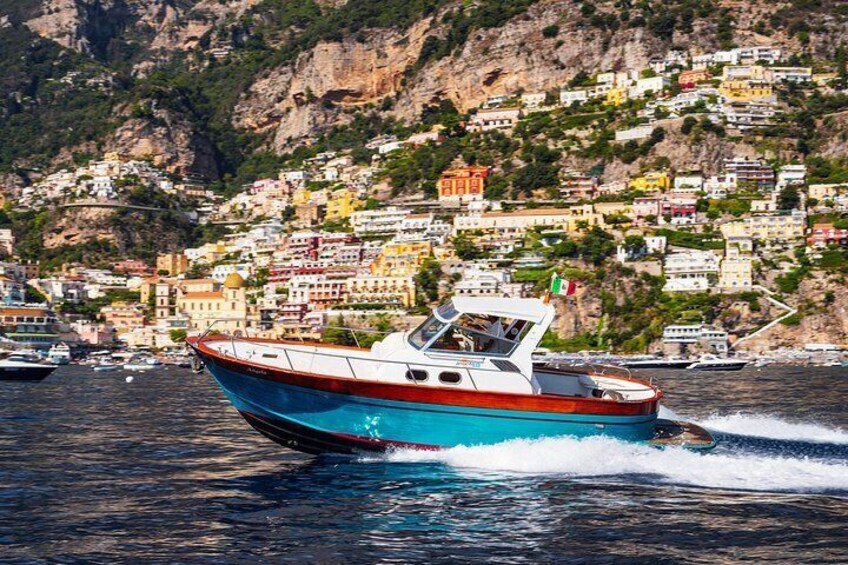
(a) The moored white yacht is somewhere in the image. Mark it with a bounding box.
[189,297,715,454]
[618,355,693,369]
[687,354,748,371]
[47,343,72,365]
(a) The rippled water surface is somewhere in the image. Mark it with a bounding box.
[2,365,847,563]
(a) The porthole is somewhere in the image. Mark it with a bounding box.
[405,369,428,382]
[439,371,462,384]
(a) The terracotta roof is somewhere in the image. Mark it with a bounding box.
[480,208,587,218]
[181,291,224,299]
[0,307,49,316]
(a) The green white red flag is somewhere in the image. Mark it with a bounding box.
[550,273,577,296]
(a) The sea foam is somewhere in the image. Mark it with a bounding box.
[697,413,848,445]
[385,435,848,492]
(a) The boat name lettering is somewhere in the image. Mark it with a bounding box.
[456,359,483,369]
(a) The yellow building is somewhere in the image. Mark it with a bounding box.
[187,241,228,265]
[721,65,766,81]
[629,171,670,192]
[718,244,753,291]
[593,201,633,218]
[292,188,312,207]
[176,273,249,333]
[156,253,188,276]
[346,276,416,308]
[719,212,806,242]
[325,188,361,221]
[605,86,629,107]
[719,80,773,102]
[452,206,601,239]
[370,241,432,277]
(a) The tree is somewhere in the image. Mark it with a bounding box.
[681,116,698,135]
[452,233,481,261]
[323,315,356,346]
[169,329,187,343]
[542,25,559,38]
[415,258,442,305]
[777,184,801,210]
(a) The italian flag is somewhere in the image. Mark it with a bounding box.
[550,273,577,296]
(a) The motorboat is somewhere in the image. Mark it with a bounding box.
[123,357,162,372]
[687,355,748,371]
[0,354,57,382]
[188,297,715,454]
[618,355,693,369]
[47,343,72,365]
[93,361,122,372]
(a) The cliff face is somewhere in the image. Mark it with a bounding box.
[234,1,669,148]
[106,106,220,178]
[735,273,848,353]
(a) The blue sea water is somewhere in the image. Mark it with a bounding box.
[1,365,847,563]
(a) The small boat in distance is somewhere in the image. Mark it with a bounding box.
[189,297,715,455]
[123,357,162,372]
[687,355,748,371]
[93,361,122,372]
[618,355,693,369]
[47,343,72,365]
[0,353,57,382]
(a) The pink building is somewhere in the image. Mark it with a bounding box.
[633,197,662,219]
[73,322,115,345]
[807,223,848,248]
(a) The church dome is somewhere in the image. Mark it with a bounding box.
[223,272,245,289]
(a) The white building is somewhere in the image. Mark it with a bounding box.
[704,174,737,198]
[629,76,669,98]
[378,140,404,155]
[521,92,547,109]
[467,107,521,132]
[662,250,720,292]
[673,174,704,192]
[211,263,252,283]
[777,164,806,189]
[662,324,729,353]
[615,125,653,142]
[350,207,411,236]
[559,89,589,106]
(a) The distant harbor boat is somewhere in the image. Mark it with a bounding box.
[189,297,715,455]
[687,355,748,371]
[123,358,162,372]
[47,343,72,365]
[618,356,693,369]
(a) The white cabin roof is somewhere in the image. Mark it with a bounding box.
[442,297,553,324]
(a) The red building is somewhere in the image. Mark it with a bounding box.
[438,166,490,202]
[807,223,848,248]
[112,259,152,276]
[678,69,713,89]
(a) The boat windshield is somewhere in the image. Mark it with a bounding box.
[409,312,532,356]
[408,316,446,349]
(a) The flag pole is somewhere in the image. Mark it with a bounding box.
[544,272,555,304]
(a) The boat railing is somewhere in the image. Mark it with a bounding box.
[199,320,394,349]
[196,325,554,392]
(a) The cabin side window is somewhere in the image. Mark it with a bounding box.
[405,369,428,382]
[439,371,462,384]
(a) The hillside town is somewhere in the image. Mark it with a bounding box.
[2,44,847,363]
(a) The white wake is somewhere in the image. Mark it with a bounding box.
[698,413,848,445]
[385,435,848,492]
